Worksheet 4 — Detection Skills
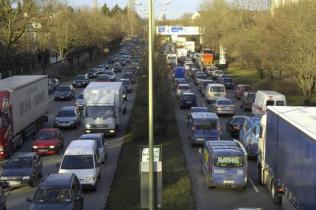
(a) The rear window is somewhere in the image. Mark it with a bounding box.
[266,100,274,106]
[57,110,75,117]
[195,119,218,130]
[210,86,225,92]
[179,85,190,89]
[276,101,285,106]
[217,100,232,105]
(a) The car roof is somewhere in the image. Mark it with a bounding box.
[79,133,103,139]
[191,112,218,119]
[11,152,36,159]
[64,140,96,155]
[60,106,76,111]
[191,106,208,111]
[39,128,59,132]
[40,173,74,188]
[205,140,247,155]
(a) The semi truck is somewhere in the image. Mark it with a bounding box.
[0,75,49,158]
[84,82,124,136]
[173,66,186,79]
[258,106,316,210]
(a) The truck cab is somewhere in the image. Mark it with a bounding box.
[201,140,248,189]
[187,112,220,145]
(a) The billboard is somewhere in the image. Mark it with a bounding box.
[156,25,200,35]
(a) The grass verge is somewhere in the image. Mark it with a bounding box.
[105,52,193,210]
[226,64,316,106]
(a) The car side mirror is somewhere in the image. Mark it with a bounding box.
[26,197,32,202]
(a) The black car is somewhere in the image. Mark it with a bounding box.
[226,116,246,138]
[87,68,98,79]
[120,79,132,93]
[27,173,84,210]
[222,77,234,89]
[72,75,89,88]
[0,152,42,188]
[54,85,75,101]
[122,71,136,84]
[241,91,256,111]
[179,92,197,109]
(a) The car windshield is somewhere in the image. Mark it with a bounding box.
[105,71,114,75]
[182,95,195,100]
[217,100,232,105]
[179,85,190,90]
[74,75,86,80]
[61,155,94,169]
[233,117,244,125]
[36,131,57,140]
[77,93,83,99]
[57,110,75,117]
[121,80,131,85]
[33,188,72,203]
[86,106,114,119]
[56,86,70,92]
[214,156,243,168]
[192,108,208,112]
[195,119,217,130]
[210,86,225,92]
[5,158,32,169]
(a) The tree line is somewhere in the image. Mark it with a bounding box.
[192,0,316,104]
[0,0,142,76]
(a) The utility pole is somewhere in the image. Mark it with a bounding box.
[148,0,155,209]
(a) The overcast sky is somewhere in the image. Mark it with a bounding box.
[68,0,202,19]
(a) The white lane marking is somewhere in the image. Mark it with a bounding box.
[249,178,259,193]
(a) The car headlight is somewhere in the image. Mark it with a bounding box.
[32,146,38,149]
[22,176,31,180]
[85,176,96,181]
[0,176,8,180]
[49,145,55,149]
[86,124,91,128]
[109,129,115,133]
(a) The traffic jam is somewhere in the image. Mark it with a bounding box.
[0,38,143,210]
[169,47,290,197]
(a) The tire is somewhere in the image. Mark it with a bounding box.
[258,167,263,185]
[271,180,282,204]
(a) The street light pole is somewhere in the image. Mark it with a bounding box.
[148,0,155,209]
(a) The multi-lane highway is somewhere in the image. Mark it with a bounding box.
[2,70,136,210]
[174,75,282,210]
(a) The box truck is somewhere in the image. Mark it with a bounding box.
[0,75,49,158]
[258,106,316,210]
[84,82,124,136]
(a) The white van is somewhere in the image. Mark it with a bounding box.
[204,83,226,103]
[58,140,102,191]
[252,90,286,115]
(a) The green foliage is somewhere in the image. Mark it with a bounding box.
[101,3,111,16]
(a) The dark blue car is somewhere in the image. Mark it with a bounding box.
[179,92,196,109]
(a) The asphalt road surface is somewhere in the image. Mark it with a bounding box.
[2,70,136,210]
[174,76,282,210]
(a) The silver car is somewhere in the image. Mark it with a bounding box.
[176,84,192,97]
[79,133,107,164]
[75,92,85,109]
[54,106,81,129]
[211,98,235,116]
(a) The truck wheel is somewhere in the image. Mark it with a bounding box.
[206,177,212,189]
[271,180,282,204]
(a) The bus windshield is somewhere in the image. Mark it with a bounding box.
[214,156,243,168]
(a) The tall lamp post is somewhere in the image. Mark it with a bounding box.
[147,0,154,209]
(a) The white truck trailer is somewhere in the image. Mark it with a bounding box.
[84,82,123,136]
[0,75,49,158]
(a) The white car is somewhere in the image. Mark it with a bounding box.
[212,70,224,80]
[176,84,192,97]
[104,70,116,81]
[79,133,107,164]
[75,92,85,109]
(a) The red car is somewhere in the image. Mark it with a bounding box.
[234,84,251,99]
[32,128,64,155]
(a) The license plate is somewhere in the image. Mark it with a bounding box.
[39,149,48,152]
[223,180,234,184]
[9,181,20,186]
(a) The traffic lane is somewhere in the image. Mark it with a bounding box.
[83,89,136,210]
[5,80,136,210]
[175,108,281,210]
[179,79,281,209]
